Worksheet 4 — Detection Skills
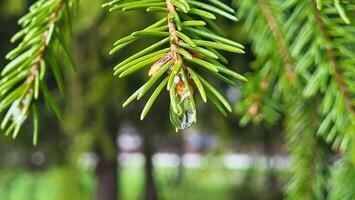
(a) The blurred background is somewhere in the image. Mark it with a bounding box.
[0,0,288,199]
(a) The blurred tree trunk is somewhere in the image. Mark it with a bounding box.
[95,109,120,200]
[143,132,158,200]
[96,152,118,200]
[261,126,282,200]
[66,10,121,200]
[262,128,276,186]
[172,135,184,185]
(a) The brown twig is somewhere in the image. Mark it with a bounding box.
[166,0,182,66]
[311,0,354,114]
[248,0,295,116]
[166,0,194,96]
[28,1,64,83]
[258,0,294,81]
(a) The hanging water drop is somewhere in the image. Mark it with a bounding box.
[169,97,196,130]
[169,73,196,130]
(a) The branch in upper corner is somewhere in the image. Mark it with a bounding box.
[311,0,354,115]
[0,0,76,144]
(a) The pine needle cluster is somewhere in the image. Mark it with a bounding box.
[103,0,246,130]
[234,0,354,199]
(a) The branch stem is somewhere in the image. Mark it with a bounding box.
[166,0,182,66]
[28,1,64,84]
[258,0,294,81]
[311,0,354,114]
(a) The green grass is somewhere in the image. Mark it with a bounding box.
[120,166,245,200]
[0,166,278,200]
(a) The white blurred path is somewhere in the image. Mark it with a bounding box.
[118,153,289,170]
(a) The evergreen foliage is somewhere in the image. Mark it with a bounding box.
[329,155,355,200]
[0,0,76,145]
[284,0,354,150]
[235,0,354,199]
[0,0,354,198]
[103,0,246,130]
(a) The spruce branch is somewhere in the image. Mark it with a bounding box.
[284,96,329,200]
[235,1,334,199]
[282,0,355,149]
[329,155,355,200]
[103,0,246,130]
[311,0,354,115]
[257,0,294,81]
[234,0,288,125]
[28,2,64,85]
[0,0,75,144]
[315,0,352,24]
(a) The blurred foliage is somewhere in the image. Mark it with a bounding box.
[235,0,354,199]
[0,165,283,200]
[0,167,94,200]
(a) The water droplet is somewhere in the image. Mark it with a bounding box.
[169,93,196,130]
[9,94,31,126]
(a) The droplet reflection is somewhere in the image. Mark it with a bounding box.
[169,92,196,130]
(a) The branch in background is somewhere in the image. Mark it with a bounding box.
[235,0,288,125]
[284,96,329,200]
[235,1,334,199]
[311,0,354,114]
[258,0,294,81]
[329,155,355,200]
[281,0,354,150]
